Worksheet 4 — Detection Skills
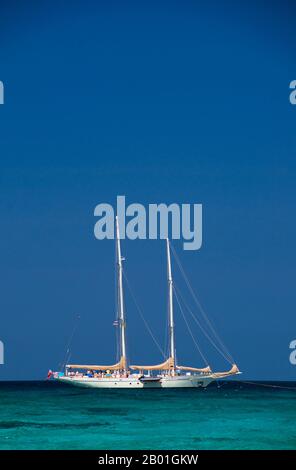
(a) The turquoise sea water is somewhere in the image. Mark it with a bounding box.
[0,381,295,450]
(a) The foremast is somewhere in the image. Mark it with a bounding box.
[166,238,175,373]
[116,215,127,370]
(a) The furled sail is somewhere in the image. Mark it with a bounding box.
[130,357,174,371]
[212,364,240,378]
[67,355,126,371]
[176,365,211,373]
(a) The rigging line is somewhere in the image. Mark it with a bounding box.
[173,286,209,366]
[59,314,80,370]
[170,244,234,363]
[174,282,232,364]
[164,294,169,359]
[174,283,232,365]
[122,270,166,359]
[171,243,233,362]
[235,381,296,391]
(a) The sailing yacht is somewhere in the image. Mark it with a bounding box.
[53,216,240,388]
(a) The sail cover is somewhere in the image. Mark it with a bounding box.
[176,365,211,373]
[67,355,126,371]
[130,357,174,371]
[212,364,240,377]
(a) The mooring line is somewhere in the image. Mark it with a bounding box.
[232,380,296,391]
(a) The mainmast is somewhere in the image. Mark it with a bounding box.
[116,215,127,369]
[166,238,175,370]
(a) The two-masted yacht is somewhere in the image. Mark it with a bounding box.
[53,216,240,388]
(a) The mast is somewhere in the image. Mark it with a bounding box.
[166,238,175,370]
[116,215,127,368]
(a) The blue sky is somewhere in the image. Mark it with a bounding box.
[0,1,296,380]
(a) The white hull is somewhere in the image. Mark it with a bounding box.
[57,375,215,389]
